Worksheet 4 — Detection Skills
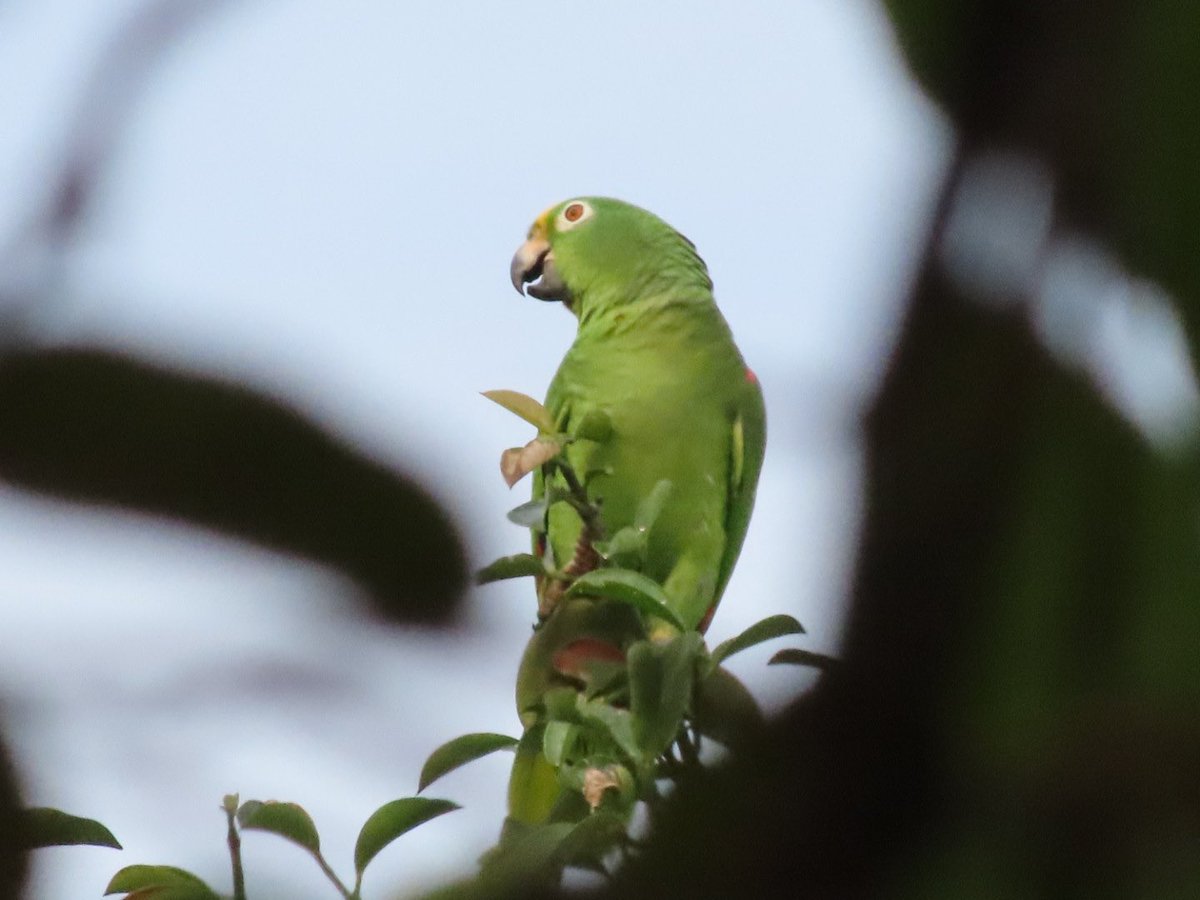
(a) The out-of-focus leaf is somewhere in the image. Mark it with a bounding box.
[482,390,555,433]
[418,733,518,792]
[506,497,548,528]
[354,797,459,878]
[476,553,545,584]
[0,737,25,896]
[544,687,583,722]
[629,633,703,758]
[500,438,562,487]
[506,727,561,825]
[565,569,685,631]
[0,348,467,624]
[588,480,671,569]
[1109,3,1200,351]
[710,614,806,666]
[693,666,764,748]
[767,648,838,671]
[555,810,627,871]
[476,821,575,891]
[578,698,641,763]
[883,2,1200,356]
[104,865,218,897]
[881,1,971,113]
[542,721,578,767]
[593,525,647,568]
[21,807,120,849]
[236,800,320,854]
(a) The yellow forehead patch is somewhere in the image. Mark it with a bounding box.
[528,205,556,239]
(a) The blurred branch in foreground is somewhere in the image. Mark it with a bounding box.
[0,0,468,623]
[0,347,467,624]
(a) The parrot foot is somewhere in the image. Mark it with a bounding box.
[537,534,601,620]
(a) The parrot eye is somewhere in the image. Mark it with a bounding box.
[557,200,594,231]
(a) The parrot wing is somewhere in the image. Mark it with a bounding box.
[712,369,766,610]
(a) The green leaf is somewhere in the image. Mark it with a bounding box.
[542,721,578,767]
[768,648,838,671]
[710,614,806,665]
[581,660,629,701]
[476,553,545,584]
[629,633,704,758]
[565,569,685,631]
[544,687,583,722]
[693,665,764,748]
[237,800,320,854]
[354,797,459,877]
[104,865,218,897]
[634,479,673,531]
[22,807,121,849]
[506,498,548,528]
[591,482,672,569]
[577,698,642,763]
[478,821,575,887]
[482,389,555,432]
[593,525,648,568]
[571,409,612,442]
[506,727,562,825]
[418,732,518,792]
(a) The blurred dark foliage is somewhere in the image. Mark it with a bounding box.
[0,347,467,623]
[0,738,26,898]
[508,1,1200,898]
[0,4,466,888]
[887,0,1200,347]
[0,0,467,628]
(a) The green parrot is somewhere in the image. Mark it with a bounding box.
[510,196,765,632]
[501,198,766,829]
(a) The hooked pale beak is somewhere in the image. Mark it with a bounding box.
[510,236,569,302]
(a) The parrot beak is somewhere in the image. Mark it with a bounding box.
[510,236,569,302]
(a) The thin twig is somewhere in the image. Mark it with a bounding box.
[223,799,246,900]
[309,849,353,899]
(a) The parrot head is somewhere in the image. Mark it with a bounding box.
[509,197,711,314]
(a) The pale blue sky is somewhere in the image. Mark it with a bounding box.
[0,2,946,895]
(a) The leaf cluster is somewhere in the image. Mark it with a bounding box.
[457,393,837,886]
[24,792,458,899]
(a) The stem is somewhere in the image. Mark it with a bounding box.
[224,801,246,900]
[310,849,353,899]
[552,459,604,540]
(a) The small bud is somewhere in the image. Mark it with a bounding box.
[582,765,631,809]
[500,438,562,487]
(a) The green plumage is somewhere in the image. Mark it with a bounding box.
[528,197,765,631]
[504,197,765,827]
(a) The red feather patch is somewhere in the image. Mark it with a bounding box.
[553,639,626,677]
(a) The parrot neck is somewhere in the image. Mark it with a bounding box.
[573,239,715,334]
[574,282,720,341]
